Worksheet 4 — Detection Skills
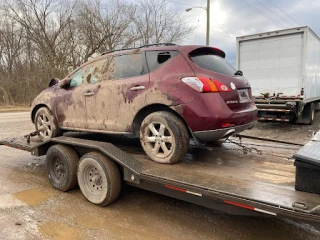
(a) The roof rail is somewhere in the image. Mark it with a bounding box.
[102,43,176,55]
[102,47,137,55]
[138,43,176,48]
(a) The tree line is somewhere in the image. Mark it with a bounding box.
[0,0,194,106]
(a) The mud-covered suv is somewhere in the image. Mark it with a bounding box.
[31,43,257,164]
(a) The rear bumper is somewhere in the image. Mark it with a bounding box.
[180,93,258,132]
[193,122,255,143]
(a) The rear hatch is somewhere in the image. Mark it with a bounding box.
[187,47,252,111]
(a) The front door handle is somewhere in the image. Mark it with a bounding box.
[130,86,145,91]
[84,91,95,97]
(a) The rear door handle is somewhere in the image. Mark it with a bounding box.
[84,91,95,96]
[130,86,145,91]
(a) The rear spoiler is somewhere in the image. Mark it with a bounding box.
[189,47,226,58]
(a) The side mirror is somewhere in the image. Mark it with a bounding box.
[49,78,60,87]
[59,78,71,89]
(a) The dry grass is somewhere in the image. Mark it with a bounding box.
[0,106,30,113]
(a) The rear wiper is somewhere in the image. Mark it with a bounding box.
[234,70,243,76]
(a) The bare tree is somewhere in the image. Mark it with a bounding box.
[74,0,138,63]
[0,0,195,106]
[131,0,194,45]
[5,0,75,75]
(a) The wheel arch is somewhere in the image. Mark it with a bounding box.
[132,104,191,137]
[31,104,50,123]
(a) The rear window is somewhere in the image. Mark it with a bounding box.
[190,50,236,77]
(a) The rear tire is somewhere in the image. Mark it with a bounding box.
[300,103,315,125]
[46,144,79,192]
[34,107,61,141]
[77,152,121,206]
[140,111,189,164]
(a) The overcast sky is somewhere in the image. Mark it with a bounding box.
[166,0,320,67]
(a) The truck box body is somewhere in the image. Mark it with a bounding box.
[236,27,320,123]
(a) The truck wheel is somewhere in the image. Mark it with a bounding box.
[140,111,189,164]
[46,144,79,191]
[77,152,121,206]
[301,103,315,125]
[35,107,61,141]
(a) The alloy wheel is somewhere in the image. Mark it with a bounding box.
[144,122,174,158]
[37,114,52,139]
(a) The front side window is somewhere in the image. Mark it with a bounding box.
[69,56,113,87]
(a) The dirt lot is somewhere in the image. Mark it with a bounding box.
[242,112,320,145]
[0,111,320,240]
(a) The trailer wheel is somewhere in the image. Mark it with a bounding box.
[140,111,189,164]
[77,152,121,206]
[46,144,79,191]
[35,107,61,141]
[301,103,315,125]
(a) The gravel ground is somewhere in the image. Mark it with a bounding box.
[242,111,320,145]
[0,111,320,240]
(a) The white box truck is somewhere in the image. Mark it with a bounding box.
[236,26,320,124]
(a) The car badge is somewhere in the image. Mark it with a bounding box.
[230,82,236,90]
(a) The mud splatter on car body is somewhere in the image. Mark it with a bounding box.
[31,44,257,143]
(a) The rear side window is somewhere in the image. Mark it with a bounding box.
[190,50,236,77]
[112,53,147,79]
[146,51,179,72]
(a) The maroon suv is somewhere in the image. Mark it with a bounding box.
[31,44,257,164]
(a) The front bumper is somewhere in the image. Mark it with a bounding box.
[193,122,255,143]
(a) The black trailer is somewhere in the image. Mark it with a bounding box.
[1,132,320,222]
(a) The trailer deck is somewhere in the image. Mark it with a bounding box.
[1,132,320,222]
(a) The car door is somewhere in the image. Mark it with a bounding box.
[55,67,89,129]
[85,52,150,132]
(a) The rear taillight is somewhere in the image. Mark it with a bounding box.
[213,80,231,92]
[181,77,231,93]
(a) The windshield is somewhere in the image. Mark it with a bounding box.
[190,53,236,77]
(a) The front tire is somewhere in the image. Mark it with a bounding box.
[34,107,61,141]
[140,111,189,164]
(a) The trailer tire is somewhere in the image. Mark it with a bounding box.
[35,107,61,141]
[46,144,79,192]
[301,103,315,125]
[140,111,189,164]
[77,152,121,206]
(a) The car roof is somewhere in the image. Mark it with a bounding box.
[103,44,226,58]
[66,44,226,78]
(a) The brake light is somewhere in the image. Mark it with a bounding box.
[213,80,231,92]
[181,77,231,93]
